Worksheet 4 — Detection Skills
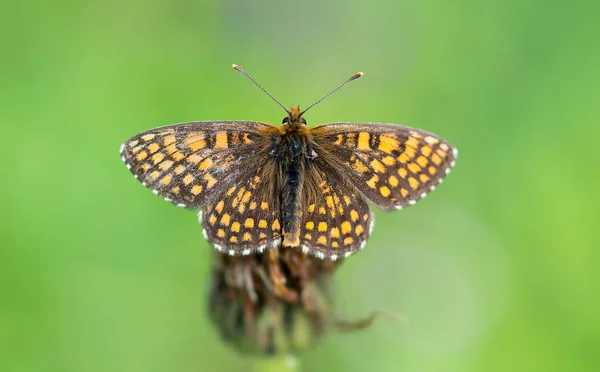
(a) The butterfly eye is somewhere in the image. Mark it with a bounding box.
[300,118,307,125]
[282,117,290,124]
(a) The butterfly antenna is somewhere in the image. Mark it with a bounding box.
[300,71,364,116]
[232,64,289,114]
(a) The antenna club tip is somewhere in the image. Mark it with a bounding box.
[357,72,364,77]
[231,64,239,69]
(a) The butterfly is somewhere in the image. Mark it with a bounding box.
[120,65,457,260]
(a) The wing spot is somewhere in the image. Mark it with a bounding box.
[171,186,180,194]
[317,235,327,245]
[355,225,364,236]
[405,136,419,149]
[137,151,148,161]
[158,160,174,170]
[428,166,437,175]
[209,214,217,225]
[152,152,165,164]
[172,152,185,161]
[425,136,439,144]
[440,143,450,151]
[421,146,432,156]
[174,165,185,175]
[408,163,422,174]
[344,237,354,245]
[350,209,359,222]
[231,222,241,233]
[404,146,416,158]
[215,200,225,213]
[261,202,268,210]
[230,236,238,243]
[217,229,225,238]
[398,168,408,179]
[161,174,172,185]
[199,158,213,170]
[380,185,391,197]
[400,188,409,197]
[420,174,430,183]
[190,139,207,152]
[357,132,371,150]
[305,221,314,230]
[304,233,312,240]
[215,132,228,148]
[382,156,396,166]
[343,196,351,206]
[334,134,343,145]
[363,213,369,221]
[388,175,399,187]
[150,170,160,179]
[352,159,369,173]
[272,219,280,231]
[191,185,203,195]
[243,232,252,242]
[258,219,267,228]
[183,174,194,185]
[244,218,254,228]
[318,207,326,215]
[308,204,315,212]
[141,134,156,141]
[242,133,254,144]
[431,153,442,165]
[163,135,176,146]
[220,213,231,226]
[366,174,379,189]
[330,227,340,238]
[203,174,218,188]
[416,156,429,167]
[249,202,257,210]
[370,159,386,173]
[184,154,199,164]
[318,222,327,232]
[242,191,252,204]
[331,241,339,248]
[408,177,419,190]
[378,135,400,154]
[341,221,352,235]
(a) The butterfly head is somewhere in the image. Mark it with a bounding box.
[282,106,307,127]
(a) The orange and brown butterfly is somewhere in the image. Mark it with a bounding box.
[120,65,458,260]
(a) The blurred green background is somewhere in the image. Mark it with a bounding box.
[2,0,599,371]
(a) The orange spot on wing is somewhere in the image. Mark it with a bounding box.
[357,132,370,150]
[215,132,228,148]
[341,221,351,235]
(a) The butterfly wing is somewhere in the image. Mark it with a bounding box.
[199,159,283,255]
[310,123,457,210]
[120,121,274,209]
[298,159,373,259]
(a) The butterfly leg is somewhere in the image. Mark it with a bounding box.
[264,246,299,303]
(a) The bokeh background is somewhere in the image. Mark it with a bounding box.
[2,0,599,371]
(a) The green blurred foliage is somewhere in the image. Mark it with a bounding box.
[1,0,599,371]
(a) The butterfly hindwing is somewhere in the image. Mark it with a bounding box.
[298,160,373,259]
[310,123,457,210]
[200,160,283,255]
[120,121,274,208]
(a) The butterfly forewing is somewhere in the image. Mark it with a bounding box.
[311,123,457,210]
[299,161,372,259]
[120,121,273,208]
[200,160,283,255]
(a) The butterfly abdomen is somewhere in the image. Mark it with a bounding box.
[280,132,308,247]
